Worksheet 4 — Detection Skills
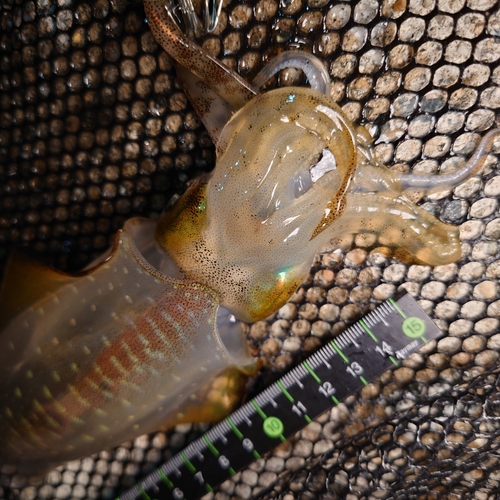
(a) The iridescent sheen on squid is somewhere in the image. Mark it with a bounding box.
[0,0,499,477]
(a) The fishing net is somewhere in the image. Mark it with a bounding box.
[1,0,500,498]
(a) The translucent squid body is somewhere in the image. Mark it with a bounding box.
[1,0,499,477]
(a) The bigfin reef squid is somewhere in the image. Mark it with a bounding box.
[0,0,499,477]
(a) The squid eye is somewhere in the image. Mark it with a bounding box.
[286,148,337,201]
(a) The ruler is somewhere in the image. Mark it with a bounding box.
[117,291,441,500]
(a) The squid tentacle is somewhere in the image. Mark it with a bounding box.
[397,128,500,195]
[252,51,331,96]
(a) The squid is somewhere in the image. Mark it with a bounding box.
[1,0,499,478]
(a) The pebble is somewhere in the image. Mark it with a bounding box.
[375,72,403,96]
[444,39,472,64]
[292,319,311,336]
[421,89,448,112]
[456,12,485,38]
[475,350,500,367]
[437,336,462,355]
[461,300,487,320]
[377,118,407,142]
[433,263,458,281]
[473,281,499,300]
[370,21,398,47]
[279,303,297,320]
[283,336,302,353]
[359,49,385,74]
[325,4,351,30]
[399,17,426,42]
[484,177,500,197]
[383,264,407,283]
[433,65,460,87]
[435,300,460,320]
[416,41,443,66]
[436,111,465,134]
[373,283,397,301]
[472,241,499,260]
[262,338,282,355]
[442,199,469,223]
[404,68,432,92]
[265,457,285,473]
[462,64,491,87]
[487,333,500,350]
[392,93,419,117]
[459,220,484,240]
[488,301,500,318]
[450,88,478,110]
[388,44,414,69]
[311,320,331,338]
[421,281,446,300]
[474,38,500,63]
[271,319,290,337]
[424,135,452,158]
[454,177,482,199]
[234,483,252,499]
[427,15,455,40]
[408,115,435,137]
[486,261,500,279]
[319,304,340,322]
[446,282,472,302]
[476,318,500,335]
[470,198,498,218]
[353,0,379,24]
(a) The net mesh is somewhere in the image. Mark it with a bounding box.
[1,0,500,498]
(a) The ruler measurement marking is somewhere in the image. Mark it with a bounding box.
[202,435,236,476]
[276,380,313,424]
[117,292,441,500]
[359,319,378,342]
[158,469,174,490]
[389,298,406,318]
[330,341,349,363]
[180,451,213,493]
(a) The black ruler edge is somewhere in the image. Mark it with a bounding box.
[116,291,442,500]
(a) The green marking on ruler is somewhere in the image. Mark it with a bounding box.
[276,380,294,403]
[402,317,427,341]
[226,417,261,459]
[360,376,369,386]
[359,319,378,342]
[389,356,399,366]
[158,469,173,489]
[202,435,219,457]
[251,399,267,419]
[251,401,286,442]
[137,485,152,500]
[304,360,340,405]
[263,416,286,441]
[389,298,406,318]
[277,381,312,424]
[180,451,196,474]
[331,341,349,363]
[203,435,236,476]
[180,451,213,493]
[303,360,321,383]
[226,417,243,439]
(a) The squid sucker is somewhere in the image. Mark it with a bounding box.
[1,0,500,478]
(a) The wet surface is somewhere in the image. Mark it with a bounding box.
[1,0,500,498]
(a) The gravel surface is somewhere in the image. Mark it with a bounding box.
[1,0,500,499]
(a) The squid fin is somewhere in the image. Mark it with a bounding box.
[0,250,75,331]
[159,367,252,429]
